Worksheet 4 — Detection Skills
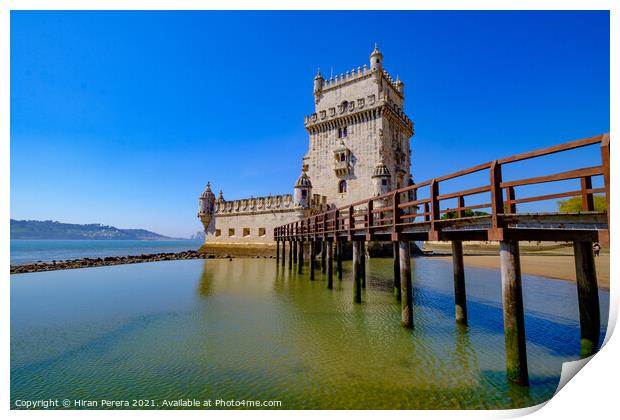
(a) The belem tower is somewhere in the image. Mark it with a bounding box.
[198,46,414,247]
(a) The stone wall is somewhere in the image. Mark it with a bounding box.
[205,208,299,244]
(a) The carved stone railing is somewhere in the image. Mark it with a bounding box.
[215,194,294,215]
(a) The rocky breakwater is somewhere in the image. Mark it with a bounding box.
[10,250,277,274]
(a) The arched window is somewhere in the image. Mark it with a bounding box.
[338,180,347,194]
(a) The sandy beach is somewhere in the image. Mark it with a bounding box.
[433,254,610,290]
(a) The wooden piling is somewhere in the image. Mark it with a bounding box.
[399,241,413,328]
[452,240,468,325]
[321,241,327,274]
[327,241,334,289]
[297,240,304,274]
[353,241,362,303]
[336,241,343,280]
[288,240,293,270]
[310,240,316,280]
[293,240,298,264]
[281,240,286,267]
[393,241,401,300]
[276,241,280,265]
[573,241,600,357]
[361,242,366,288]
[500,240,528,386]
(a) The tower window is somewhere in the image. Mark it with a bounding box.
[382,179,388,186]
[338,180,347,194]
[338,126,348,138]
[301,190,307,198]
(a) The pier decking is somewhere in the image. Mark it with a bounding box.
[274,133,609,386]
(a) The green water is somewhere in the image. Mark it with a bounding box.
[10,257,609,409]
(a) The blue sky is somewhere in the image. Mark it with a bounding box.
[11,11,609,238]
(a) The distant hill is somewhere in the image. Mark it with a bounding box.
[10,219,176,240]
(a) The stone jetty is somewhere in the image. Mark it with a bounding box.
[10,250,276,274]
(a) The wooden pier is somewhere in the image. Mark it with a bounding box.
[274,133,609,386]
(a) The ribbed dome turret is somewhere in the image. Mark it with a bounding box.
[295,170,312,188]
[372,163,391,178]
[370,44,382,59]
[200,182,213,198]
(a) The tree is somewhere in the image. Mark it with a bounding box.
[441,209,489,220]
[557,195,607,212]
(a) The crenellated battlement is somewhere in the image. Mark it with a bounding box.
[213,193,329,216]
[304,94,413,133]
[318,65,403,96]
[215,194,294,215]
[320,64,372,91]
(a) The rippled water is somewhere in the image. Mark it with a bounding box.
[11,257,609,409]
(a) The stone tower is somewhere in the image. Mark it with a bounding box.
[302,45,414,208]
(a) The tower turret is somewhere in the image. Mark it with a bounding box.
[371,144,392,207]
[395,75,404,95]
[198,182,216,233]
[293,167,312,209]
[370,44,383,72]
[313,68,324,102]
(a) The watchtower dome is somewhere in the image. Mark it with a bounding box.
[293,168,312,209]
[370,44,383,71]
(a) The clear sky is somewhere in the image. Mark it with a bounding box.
[11,11,610,238]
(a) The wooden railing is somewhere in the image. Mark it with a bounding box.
[275,133,610,242]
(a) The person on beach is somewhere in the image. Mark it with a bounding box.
[593,242,601,257]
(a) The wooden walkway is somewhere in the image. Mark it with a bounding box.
[274,133,610,386]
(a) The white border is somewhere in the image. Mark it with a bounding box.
[2,2,616,419]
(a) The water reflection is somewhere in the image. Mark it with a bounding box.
[10,257,609,409]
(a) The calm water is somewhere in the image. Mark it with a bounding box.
[11,258,609,409]
[10,239,202,265]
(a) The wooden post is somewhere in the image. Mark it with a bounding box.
[353,241,362,303]
[429,180,440,229]
[293,240,298,264]
[574,241,600,357]
[348,205,355,239]
[457,195,465,218]
[297,240,304,274]
[601,134,610,229]
[276,240,280,265]
[392,192,400,237]
[281,239,286,267]
[393,241,401,300]
[336,241,343,280]
[327,241,334,289]
[310,240,316,280]
[361,241,366,288]
[505,187,516,214]
[367,200,374,240]
[288,240,293,270]
[452,240,468,324]
[490,161,504,233]
[500,240,528,385]
[580,176,594,211]
[321,240,327,274]
[399,240,413,328]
